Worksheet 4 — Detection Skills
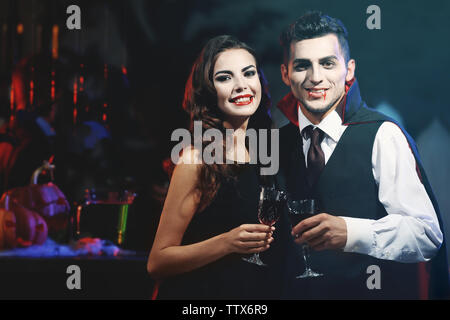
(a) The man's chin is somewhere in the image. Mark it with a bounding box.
[302,102,334,115]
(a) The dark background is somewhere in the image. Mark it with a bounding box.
[0,0,449,281]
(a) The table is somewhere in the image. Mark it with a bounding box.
[0,253,154,299]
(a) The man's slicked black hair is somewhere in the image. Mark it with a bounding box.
[280,11,351,64]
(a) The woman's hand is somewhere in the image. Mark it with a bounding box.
[223,224,274,254]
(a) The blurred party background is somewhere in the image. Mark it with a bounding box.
[0,0,448,298]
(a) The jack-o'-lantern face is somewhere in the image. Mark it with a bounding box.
[0,208,17,249]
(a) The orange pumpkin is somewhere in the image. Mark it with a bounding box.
[3,182,70,234]
[0,207,17,249]
[0,195,48,249]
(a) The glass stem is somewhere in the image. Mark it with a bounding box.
[302,244,310,270]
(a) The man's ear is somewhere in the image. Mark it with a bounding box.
[345,59,356,82]
[280,64,291,87]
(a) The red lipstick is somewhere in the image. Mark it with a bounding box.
[229,94,254,106]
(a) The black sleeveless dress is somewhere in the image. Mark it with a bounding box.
[156,163,284,300]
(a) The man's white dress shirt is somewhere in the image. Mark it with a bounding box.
[298,107,442,262]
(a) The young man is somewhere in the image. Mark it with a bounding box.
[276,11,449,299]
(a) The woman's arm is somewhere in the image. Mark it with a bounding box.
[147,148,273,280]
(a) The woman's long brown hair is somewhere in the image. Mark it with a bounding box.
[179,35,272,210]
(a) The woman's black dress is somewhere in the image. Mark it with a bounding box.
[156,163,284,299]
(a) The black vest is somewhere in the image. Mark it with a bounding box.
[276,81,449,299]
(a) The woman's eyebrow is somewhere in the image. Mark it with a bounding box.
[214,64,255,77]
[242,65,256,72]
[214,70,232,76]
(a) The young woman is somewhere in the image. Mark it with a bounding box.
[147,35,282,299]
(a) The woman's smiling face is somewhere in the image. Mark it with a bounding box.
[213,48,262,121]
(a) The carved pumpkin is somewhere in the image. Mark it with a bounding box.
[0,195,48,249]
[3,182,70,234]
[0,161,70,235]
[0,207,17,249]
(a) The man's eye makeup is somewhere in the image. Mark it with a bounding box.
[321,60,336,68]
[294,63,310,71]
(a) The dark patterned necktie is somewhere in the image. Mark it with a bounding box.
[303,125,325,188]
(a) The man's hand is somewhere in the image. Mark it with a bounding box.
[291,213,347,251]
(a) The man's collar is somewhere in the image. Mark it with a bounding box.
[297,105,313,134]
[277,90,299,127]
[298,105,344,143]
[338,77,362,124]
[277,77,362,128]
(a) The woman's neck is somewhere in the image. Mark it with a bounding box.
[223,117,250,163]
